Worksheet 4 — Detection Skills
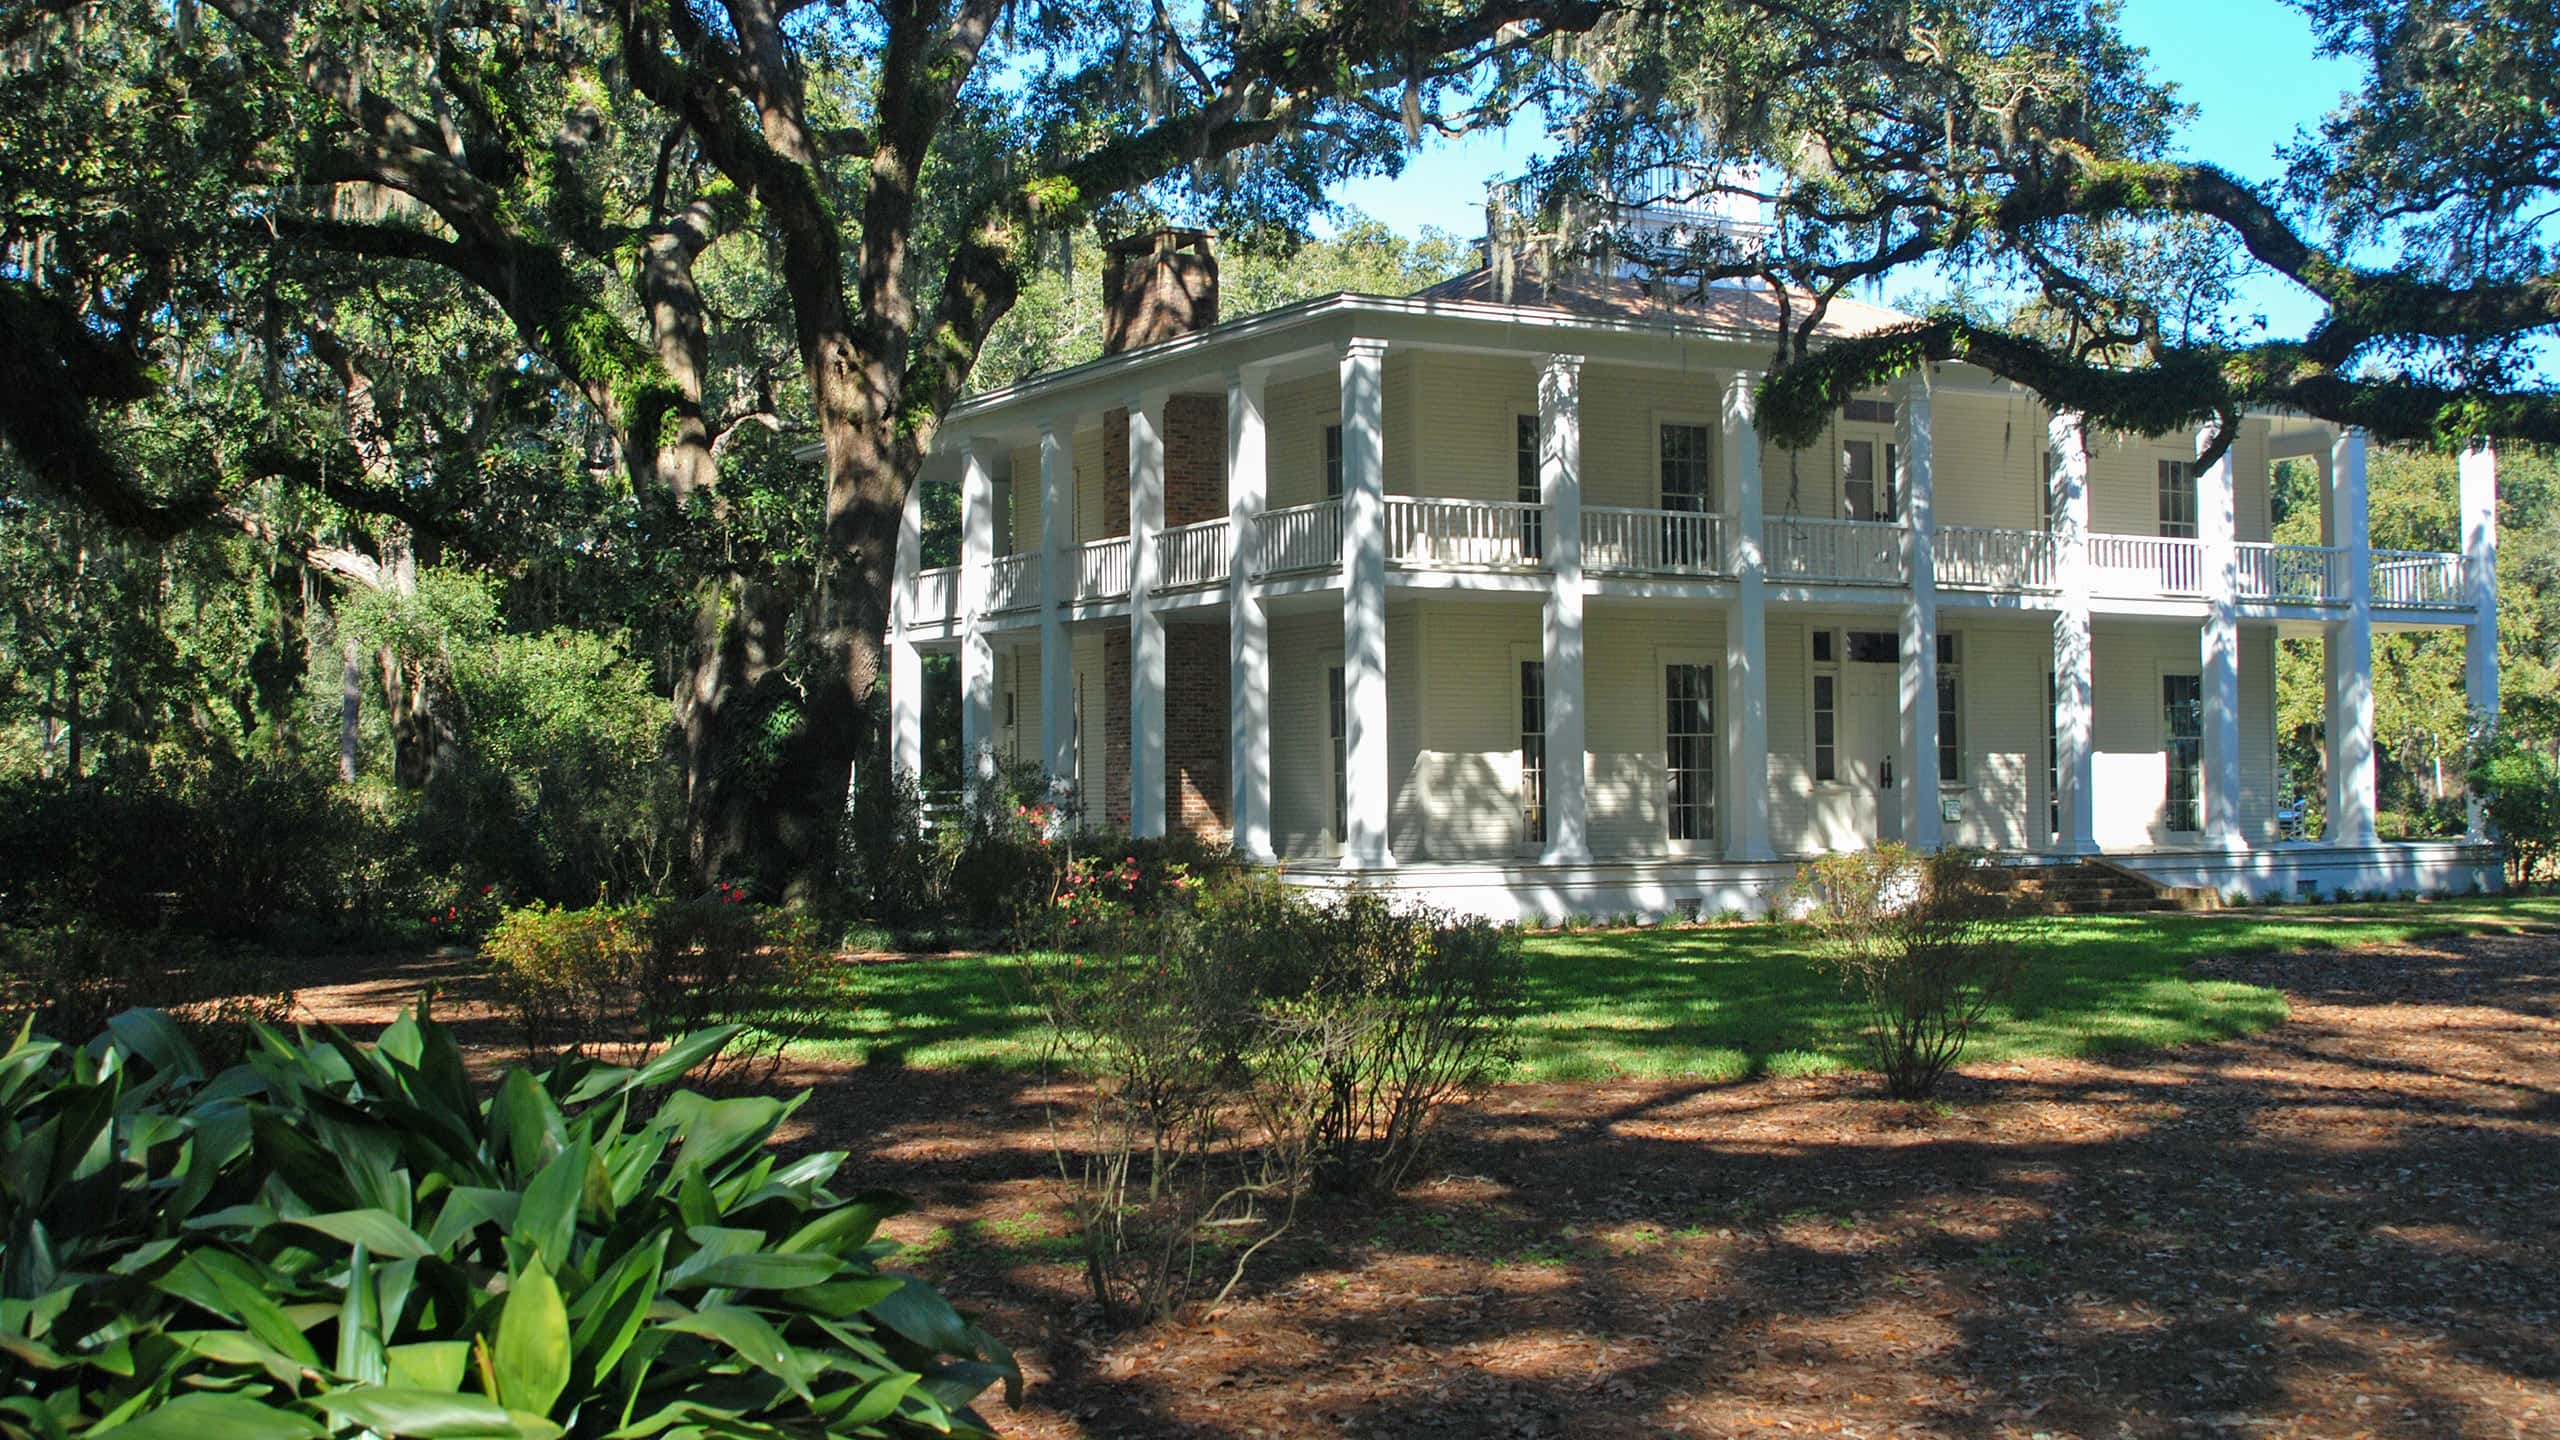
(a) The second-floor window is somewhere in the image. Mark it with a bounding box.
[2042,450,2062,533]
[2158,459,2199,537]
[1660,423,1713,512]
[1325,424,1344,498]
[1841,439,1900,522]
[1516,414,1544,560]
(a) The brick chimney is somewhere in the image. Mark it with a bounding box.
[1102,227,1219,354]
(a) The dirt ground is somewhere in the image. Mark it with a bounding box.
[288,934,2560,1439]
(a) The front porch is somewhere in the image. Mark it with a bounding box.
[1269,840,2505,923]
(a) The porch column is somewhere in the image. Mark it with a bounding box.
[1038,419,1076,792]
[1896,374,1942,850]
[2462,440,2500,840]
[1227,366,1275,861]
[959,441,999,793]
[2050,412,2099,854]
[1540,354,1591,864]
[889,474,925,786]
[1341,338,1393,868]
[2327,427,2378,846]
[1128,390,1169,838]
[1720,370,1775,862]
[2197,428,2244,849]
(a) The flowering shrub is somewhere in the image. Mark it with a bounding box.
[420,877,510,938]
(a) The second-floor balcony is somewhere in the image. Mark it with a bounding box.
[903,498,2473,630]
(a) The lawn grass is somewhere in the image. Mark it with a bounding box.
[789,893,2560,1081]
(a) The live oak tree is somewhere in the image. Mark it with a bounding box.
[1508,0,2560,462]
[3,0,1609,894]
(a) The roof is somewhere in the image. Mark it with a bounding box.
[1415,267,1917,339]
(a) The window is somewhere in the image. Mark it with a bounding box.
[2163,673,2203,833]
[1325,424,1344,498]
[1936,633,1962,785]
[2042,450,2061,533]
[1519,660,1547,846]
[1842,396,1897,425]
[1840,439,1899,521]
[1812,672,1838,784]
[1516,414,1544,561]
[1666,663,1716,841]
[2158,459,2198,538]
[2046,671,2061,841]
[1846,630,1898,664]
[1812,629,1835,664]
[1328,666,1348,841]
[1659,423,1714,511]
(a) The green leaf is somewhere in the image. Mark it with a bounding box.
[657,1094,789,1177]
[836,1372,921,1428]
[777,1194,907,1255]
[566,1233,664,1380]
[513,1144,589,1270]
[867,1277,977,1358]
[654,1304,812,1401]
[425,1188,524,1254]
[491,1261,570,1418]
[384,1341,472,1393]
[92,1393,323,1440]
[625,1029,741,1090]
[669,1251,843,1292]
[170,1251,321,1370]
[293,1210,435,1261]
[104,1010,206,1082]
[490,1070,566,1177]
[336,1242,388,1384]
[313,1389,562,1440]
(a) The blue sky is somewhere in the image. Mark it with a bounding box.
[1328,0,2359,338]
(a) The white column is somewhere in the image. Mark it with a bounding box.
[1721,371,1775,862]
[1538,354,1590,864]
[1038,420,1076,794]
[2050,412,2098,854]
[2327,427,2377,846]
[1227,366,1275,861]
[959,442,998,793]
[2462,441,2500,840]
[889,477,925,785]
[1897,375,1942,850]
[2197,428,2244,849]
[1340,338,1393,869]
[1127,392,1169,838]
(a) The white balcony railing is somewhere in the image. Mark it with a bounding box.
[2235,543,2348,605]
[2089,534,2205,598]
[1935,527,2056,590]
[1156,518,1231,591]
[2373,550,2467,609]
[985,552,1038,612]
[1258,499,1342,575]
[1386,497,1544,569]
[1766,516,1904,584]
[1582,506,1729,576]
[1075,536,1132,600]
[912,565,960,624]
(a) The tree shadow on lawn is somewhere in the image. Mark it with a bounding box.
[779,929,2560,1439]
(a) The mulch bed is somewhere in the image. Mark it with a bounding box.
[285,934,2560,1439]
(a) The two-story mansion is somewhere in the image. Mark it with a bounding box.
[883,227,2505,918]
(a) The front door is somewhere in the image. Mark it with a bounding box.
[1841,656,1902,845]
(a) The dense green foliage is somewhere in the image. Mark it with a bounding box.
[0,1010,1018,1440]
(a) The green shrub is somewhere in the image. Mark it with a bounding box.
[1786,845,2032,1099]
[1041,882,1526,1323]
[0,922,290,1048]
[0,1009,1018,1440]
[2375,810,2413,840]
[482,892,840,1086]
[2468,730,2560,884]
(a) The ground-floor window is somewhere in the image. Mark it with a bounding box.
[1519,659,1546,847]
[1666,663,1716,841]
[2163,673,2203,834]
[1936,633,1962,785]
[2046,671,2061,841]
[1328,666,1348,843]
[1812,668,1838,784]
